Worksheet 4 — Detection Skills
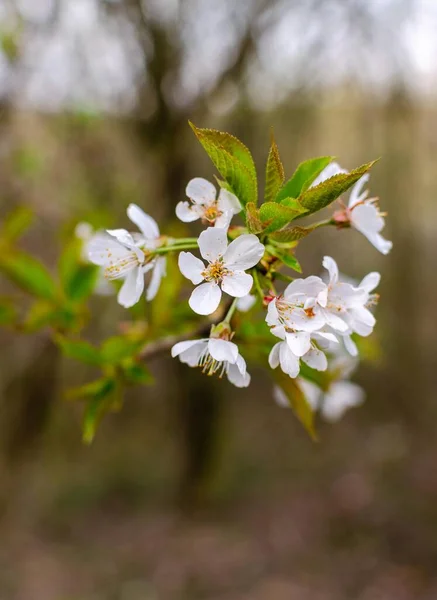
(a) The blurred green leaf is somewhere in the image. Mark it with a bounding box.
[12,146,45,179]
[101,336,143,364]
[1,206,33,244]
[274,373,317,441]
[0,30,20,62]
[59,238,98,303]
[0,297,16,325]
[189,122,257,206]
[0,252,57,300]
[297,160,377,215]
[23,300,55,332]
[276,156,333,202]
[264,135,285,203]
[69,378,118,444]
[259,201,307,234]
[57,336,102,365]
[122,361,153,385]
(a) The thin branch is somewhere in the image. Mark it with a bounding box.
[139,299,232,361]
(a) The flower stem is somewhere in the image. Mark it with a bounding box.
[152,242,199,255]
[312,218,335,229]
[252,269,264,302]
[223,298,238,324]
[167,237,199,245]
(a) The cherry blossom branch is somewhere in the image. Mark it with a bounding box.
[139,299,232,361]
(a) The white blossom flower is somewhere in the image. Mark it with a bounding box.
[179,227,265,315]
[176,177,242,229]
[274,352,364,422]
[268,325,331,379]
[88,204,166,308]
[321,256,379,337]
[171,337,250,388]
[315,162,392,255]
[75,222,113,296]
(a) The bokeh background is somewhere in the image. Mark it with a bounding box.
[1,0,437,598]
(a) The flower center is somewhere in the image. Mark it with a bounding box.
[197,347,227,377]
[202,259,229,283]
[104,251,142,280]
[202,203,222,223]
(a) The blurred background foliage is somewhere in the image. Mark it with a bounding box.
[1,0,437,598]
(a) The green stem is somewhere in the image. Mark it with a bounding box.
[252,269,264,302]
[311,218,335,229]
[223,298,238,324]
[168,237,199,245]
[152,242,199,255]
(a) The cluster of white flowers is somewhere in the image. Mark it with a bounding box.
[84,168,390,415]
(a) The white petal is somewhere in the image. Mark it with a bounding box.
[268,343,281,369]
[323,255,339,285]
[188,282,221,315]
[88,234,126,267]
[320,308,349,332]
[279,342,300,378]
[321,382,365,422]
[302,347,328,371]
[178,252,205,284]
[117,267,144,308]
[350,203,385,234]
[359,272,380,293]
[217,188,242,215]
[186,177,216,205]
[198,227,228,262]
[106,228,135,246]
[208,339,238,363]
[348,174,370,208]
[266,298,280,327]
[171,339,206,357]
[227,357,251,387]
[284,276,326,303]
[127,204,159,239]
[214,210,233,230]
[273,385,290,408]
[175,201,199,223]
[146,256,166,301]
[237,294,256,312]
[285,331,311,357]
[357,226,393,255]
[223,234,264,270]
[221,271,253,298]
[343,334,358,357]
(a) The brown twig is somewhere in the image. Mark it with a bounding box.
[139,300,232,361]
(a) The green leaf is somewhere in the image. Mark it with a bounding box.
[274,373,317,441]
[0,298,16,325]
[266,245,302,273]
[264,135,285,203]
[101,336,143,364]
[59,239,99,303]
[0,251,57,300]
[76,378,117,444]
[189,122,257,206]
[1,207,33,243]
[57,336,102,365]
[276,156,333,203]
[269,225,314,244]
[22,300,56,332]
[297,160,377,216]
[258,202,307,234]
[245,202,264,234]
[122,361,153,385]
